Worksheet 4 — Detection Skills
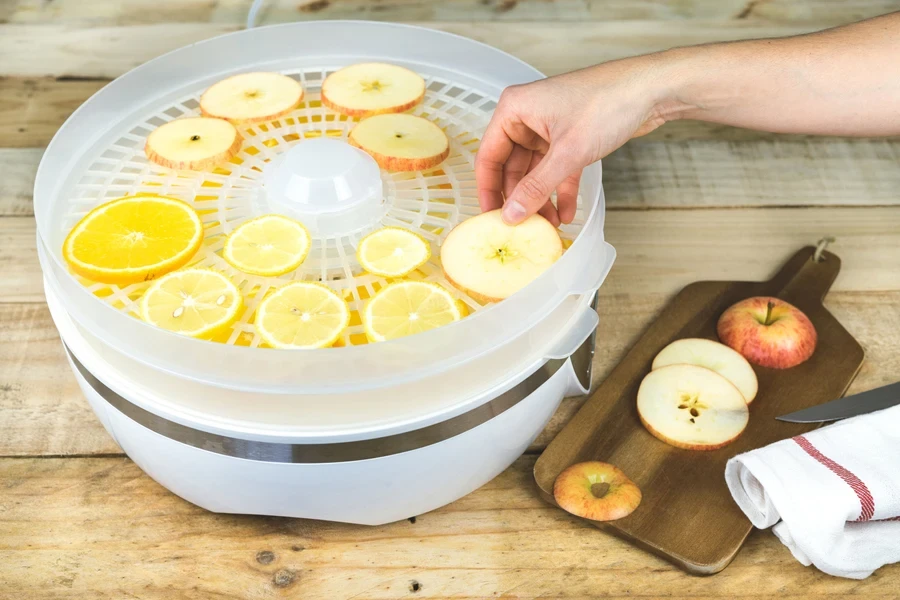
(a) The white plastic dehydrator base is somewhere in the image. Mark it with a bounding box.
[68,343,581,525]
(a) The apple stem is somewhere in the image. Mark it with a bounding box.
[764,301,775,326]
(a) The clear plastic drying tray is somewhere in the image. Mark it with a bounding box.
[34,21,614,393]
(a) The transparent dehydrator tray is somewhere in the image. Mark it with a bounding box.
[35,22,612,393]
[56,66,588,348]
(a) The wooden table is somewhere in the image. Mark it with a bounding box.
[2,1,899,598]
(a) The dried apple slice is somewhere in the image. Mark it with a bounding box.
[200,72,303,124]
[145,117,241,171]
[440,209,562,304]
[322,62,425,118]
[637,364,749,451]
[349,113,449,171]
[652,338,758,404]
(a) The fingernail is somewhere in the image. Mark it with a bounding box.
[502,200,526,224]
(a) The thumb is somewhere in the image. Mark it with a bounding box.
[501,147,575,225]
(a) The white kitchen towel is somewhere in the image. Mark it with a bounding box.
[725,404,900,579]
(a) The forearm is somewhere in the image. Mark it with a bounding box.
[658,12,900,136]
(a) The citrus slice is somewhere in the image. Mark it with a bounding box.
[357,227,431,277]
[363,281,462,342]
[63,195,203,285]
[200,72,304,124]
[139,268,243,338]
[256,281,350,349]
[223,214,311,277]
[145,116,241,170]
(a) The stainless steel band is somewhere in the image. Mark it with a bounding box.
[67,295,597,464]
[68,349,567,464]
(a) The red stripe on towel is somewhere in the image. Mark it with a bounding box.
[793,435,875,522]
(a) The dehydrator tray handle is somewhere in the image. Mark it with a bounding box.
[571,241,616,296]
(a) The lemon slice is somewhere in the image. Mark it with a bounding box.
[223,214,312,277]
[357,227,431,277]
[256,281,350,349]
[363,281,462,342]
[63,195,203,285]
[139,269,243,338]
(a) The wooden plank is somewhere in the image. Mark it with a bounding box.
[0,77,106,149]
[0,148,40,215]
[0,21,830,79]
[6,0,900,25]
[9,77,896,149]
[5,206,900,303]
[0,304,121,457]
[605,139,900,208]
[1,455,898,599]
[4,286,899,458]
[0,217,40,303]
[4,138,900,213]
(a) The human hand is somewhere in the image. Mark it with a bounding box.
[475,56,680,225]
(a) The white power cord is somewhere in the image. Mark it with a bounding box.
[246,0,265,29]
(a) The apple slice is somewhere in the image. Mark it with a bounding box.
[200,72,303,124]
[717,296,817,369]
[322,62,425,118]
[349,113,449,171]
[652,338,758,404]
[440,209,562,304]
[145,117,241,171]
[637,364,749,451]
[553,461,642,521]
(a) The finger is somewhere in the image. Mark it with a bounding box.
[502,144,533,201]
[556,169,581,224]
[502,146,577,225]
[475,114,515,212]
[537,201,561,227]
[504,122,550,155]
[528,152,560,227]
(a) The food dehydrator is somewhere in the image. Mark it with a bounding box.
[35,21,615,524]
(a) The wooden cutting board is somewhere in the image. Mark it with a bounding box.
[533,246,865,575]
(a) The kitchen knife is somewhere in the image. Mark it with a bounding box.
[776,381,900,423]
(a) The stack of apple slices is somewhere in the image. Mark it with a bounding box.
[637,338,757,451]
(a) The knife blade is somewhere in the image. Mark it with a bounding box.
[776,381,900,423]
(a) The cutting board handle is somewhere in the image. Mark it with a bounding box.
[769,246,842,306]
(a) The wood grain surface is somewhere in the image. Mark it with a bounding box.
[2,1,900,597]
[4,455,900,600]
[535,247,865,574]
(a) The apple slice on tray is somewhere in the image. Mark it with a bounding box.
[349,113,449,172]
[717,296,817,369]
[145,117,242,171]
[440,209,563,304]
[652,338,758,404]
[638,364,749,451]
[322,62,426,118]
[200,72,304,124]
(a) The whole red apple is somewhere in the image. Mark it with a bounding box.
[716,296,817,369]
